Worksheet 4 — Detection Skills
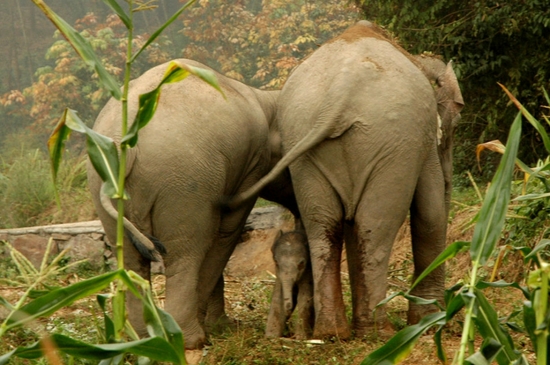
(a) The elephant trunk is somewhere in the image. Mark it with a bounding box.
[281,278,296,318]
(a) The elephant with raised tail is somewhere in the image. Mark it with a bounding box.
[227,21,464,339]
[87,59,299,350]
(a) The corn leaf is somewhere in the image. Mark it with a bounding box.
[465,338,503,365]
[122,60,223,147]
[523,300,537,352]
[101,0,130,28]
[470,113,521,265]
[48,108,121,198]
[131,0,197,62]
[97,294,116,343]
[524,239,550,263]
[472,288,519,364]
[30,0,121,100]
[500,83,550,153]
[445,290,466,320]
[142,293,185,364]
[410,241,470,291]
[361,312,446,365]
[0,334,183,364]
[434,326,446,363]
[476,280,530,299]
[4,269,139,331]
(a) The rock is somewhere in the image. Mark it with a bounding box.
[52,233,71,241]
[59,235,106,271]
[11,234,57,269]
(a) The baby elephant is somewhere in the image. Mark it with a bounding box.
[266,230,314,339]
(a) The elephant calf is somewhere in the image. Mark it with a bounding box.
[266,230,314,339]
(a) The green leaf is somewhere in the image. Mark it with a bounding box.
[30,0,121,100]
[361,312,446,365]
[470,113,521,265]
[97,294,115,343]
[122,60,224,147]
[434,326,446,363]
[375,291,404,309]
[47,109,73,184]
[410,241,470,291]
[524,298,545,355]
[500,84,550,153]
[141,289,185,363]
[524,239,550,263]
[476,280,530,299]
[0,296,15,311]
[4,334,183,364]
[465,338,503,365]
[445,290,466,320]
[0,349,17,365]
[131,0,197,62]
[472,288,519,364]
[85,128,121,198]
[48,108,121,198]
[4,269,142,331]
[101,0,130,28]
[403,294,443,309]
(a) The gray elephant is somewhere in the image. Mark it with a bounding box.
[87,58,299,350]
[266,229,314,339]
[228,21,464,339]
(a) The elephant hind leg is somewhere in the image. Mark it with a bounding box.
[300,196,349,339]
[408,149,446,324]
[347,175,417,337]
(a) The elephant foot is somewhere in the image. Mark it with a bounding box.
[205,313,237,335]
[353,318,394,340]
[312,313,351,340]
[407,301,441,325]
[185,349,203,365]
[184,326,206,350]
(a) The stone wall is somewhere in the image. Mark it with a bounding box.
[0,206,293,275]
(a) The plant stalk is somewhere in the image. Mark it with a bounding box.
[535,261,548,365]
[456,261,480,364]
[113,0,135,341]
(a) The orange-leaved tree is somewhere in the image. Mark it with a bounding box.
[181,0,361,89]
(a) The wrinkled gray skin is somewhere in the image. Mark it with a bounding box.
[87,59,299,350]
[229,21,464,339]
[266,230,314,339]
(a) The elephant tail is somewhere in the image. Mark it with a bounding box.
[99,183,166,261]
[222,121,336,210]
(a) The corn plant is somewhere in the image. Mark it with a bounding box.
[362,85,550,365]
[0,1,222,364]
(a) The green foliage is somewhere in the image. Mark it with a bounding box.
[355,0,550,181]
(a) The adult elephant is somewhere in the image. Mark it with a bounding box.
[87,59,298,350]
[228,21,464,339]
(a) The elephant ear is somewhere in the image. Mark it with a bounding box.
[437,61,464,126]
[436,61,464,150]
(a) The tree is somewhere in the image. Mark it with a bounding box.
[181,0,361,88]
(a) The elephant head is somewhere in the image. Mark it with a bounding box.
[413,55,465,213]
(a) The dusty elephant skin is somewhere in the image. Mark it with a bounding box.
[87,59,299,350]
[229,21,464,339]
[266,230,314,339]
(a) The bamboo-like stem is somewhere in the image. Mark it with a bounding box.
[455,262,480,365]
[535,260,548,365]
[113,0,135,341]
